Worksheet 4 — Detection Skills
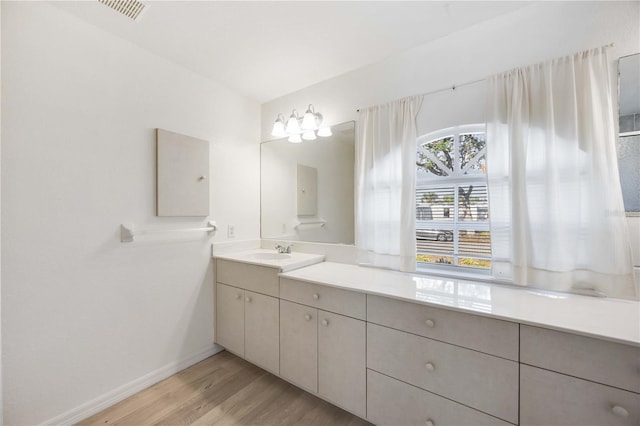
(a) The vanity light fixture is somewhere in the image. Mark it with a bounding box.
[271,104,331,142]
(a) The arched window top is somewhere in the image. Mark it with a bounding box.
[417,124,487,182]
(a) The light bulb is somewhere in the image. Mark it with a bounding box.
[271,115,286,138]
[302,131,316,141]
[288,134,302,143]
[301,104,316,130]
[317,127,332,137]
[285,110,301,135]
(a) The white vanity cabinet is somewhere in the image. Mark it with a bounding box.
[215,260,280,374]
[520,325,640,426]
[280,279,367,418]
[214,259,640,426]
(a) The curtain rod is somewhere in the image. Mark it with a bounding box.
[355,78,485,112]
[355,42,615,113]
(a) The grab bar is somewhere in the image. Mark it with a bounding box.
[120,221,217,243]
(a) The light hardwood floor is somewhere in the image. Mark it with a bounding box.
[76,350,372,426]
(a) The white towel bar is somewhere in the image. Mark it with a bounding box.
[120,221,217,243]
[293,219,326,230]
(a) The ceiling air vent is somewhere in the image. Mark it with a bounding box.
[97,0,147,21]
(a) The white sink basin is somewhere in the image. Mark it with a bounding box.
[249,252,291,260]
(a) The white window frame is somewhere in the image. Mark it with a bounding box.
[416,124,491,273]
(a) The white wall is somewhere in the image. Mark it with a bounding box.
[261,1,640,265]
[1,3,260,424]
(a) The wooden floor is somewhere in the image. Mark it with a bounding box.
[77,351,371,426]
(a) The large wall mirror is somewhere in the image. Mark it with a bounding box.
[261,121,355,244]
[618,53,640,213]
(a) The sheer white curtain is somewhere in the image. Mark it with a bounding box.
[356,96,423,272]
[487,47,636,299]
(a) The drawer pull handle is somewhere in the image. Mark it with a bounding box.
[425,419,435,426]
[321,319,329,326]
[425,319,435,328]
[304,314,312,321]
[425,362,435,372]
[612,405,629,417]
[312,293,320,300]
[235,294,242,300]
[245,296,251,303]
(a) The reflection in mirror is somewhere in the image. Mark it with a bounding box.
[617,53,640,212]
[261,121,355,244]
[619,53,640,135]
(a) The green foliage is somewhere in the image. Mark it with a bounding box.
[416,136,454,176]
[421,192,438,203]
[417,134,486,176]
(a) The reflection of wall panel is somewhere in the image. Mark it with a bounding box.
[157,128,210,216]
[297,164,318,216]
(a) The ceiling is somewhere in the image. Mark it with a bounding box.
[53,1,529,103]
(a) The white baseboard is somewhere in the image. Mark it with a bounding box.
[41,344,224,426]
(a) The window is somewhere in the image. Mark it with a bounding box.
[415,124,491,270]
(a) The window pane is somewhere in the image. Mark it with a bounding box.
[416,187,455,222]
[415,125,491,272]
[459,257,492,269]
[417,136,454,177]
[458,184,489,222]
[458,230,492,257]
[416,228,454,255]
[459,133,486,174]
[416,254,454,265]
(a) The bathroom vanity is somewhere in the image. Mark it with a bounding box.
[213,253,640,426]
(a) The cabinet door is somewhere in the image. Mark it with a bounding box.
[156,128,209,216]
[318,310,366,418]
[215,283,244,356]
[280,300,318,393]
[244,290,279,374]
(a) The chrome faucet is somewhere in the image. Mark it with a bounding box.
[275,243,292,254]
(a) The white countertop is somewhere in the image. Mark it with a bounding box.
[280,262,640,347]
[214,249,325,272]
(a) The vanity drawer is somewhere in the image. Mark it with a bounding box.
[216,259,279,297]
[280,278,366,320]
[367,323,518,424]
[520,364,640,426]
[367,294,518,360]
[367,369,513,426]
[521,325,640,393]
